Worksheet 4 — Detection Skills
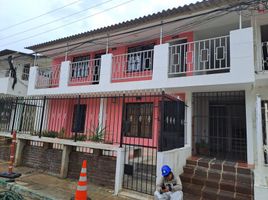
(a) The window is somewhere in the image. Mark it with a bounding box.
[127,44,154,72]
[123,103,153,138]
[72,56,90,78]
[22,64,30,81]
[72,104,87,133]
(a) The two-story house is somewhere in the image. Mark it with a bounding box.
[0,0,268,199]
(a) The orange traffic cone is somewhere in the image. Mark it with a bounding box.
[74,160,91,200]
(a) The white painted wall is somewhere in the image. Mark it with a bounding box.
[156,146,191,184]
[0,76,28,97]
[114,147,125,195]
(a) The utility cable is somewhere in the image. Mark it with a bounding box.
[0,0,81,32]
[0,0,115,41]
[0,0,136,48]
[30,0,257,56]
[0,0,259,61]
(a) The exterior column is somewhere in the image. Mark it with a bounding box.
[27,66,38,95]
[14,139,26,166]
[114,147,125,195]
[185,91,192,147]
[60,145,72,178]
[245,90,255,165]
[100,54,113,87]
[256,95,264,166]
[59,61,71,89]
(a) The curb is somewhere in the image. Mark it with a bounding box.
[0,178,54,200]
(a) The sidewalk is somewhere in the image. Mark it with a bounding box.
[0,160,133,200]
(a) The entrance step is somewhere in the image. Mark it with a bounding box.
[180,156,255,200]
[119,189,153,200]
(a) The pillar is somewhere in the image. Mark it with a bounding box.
[14,139,26,166]
[60,145,72,178]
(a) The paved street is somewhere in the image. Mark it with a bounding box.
[0,161,136,200]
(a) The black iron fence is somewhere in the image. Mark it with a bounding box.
[0,93,186,150]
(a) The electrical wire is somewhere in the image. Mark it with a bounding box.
[0,0,136,48]
[32,0,257,57]
[0,0,260,61]
[0,0,81,32]
[0,0,115,41]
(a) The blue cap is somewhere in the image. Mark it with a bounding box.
[161,165,171,177]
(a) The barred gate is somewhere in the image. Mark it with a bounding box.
[121,93,185,195]
[262,100,268,164]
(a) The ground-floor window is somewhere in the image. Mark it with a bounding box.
[124,103,153,138]
[72,104,87,133]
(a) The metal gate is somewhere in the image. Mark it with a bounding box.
[159,98,185,152]
[121,93,185,195]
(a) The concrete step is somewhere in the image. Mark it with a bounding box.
[182,183,253,200]
[182,157,254,199]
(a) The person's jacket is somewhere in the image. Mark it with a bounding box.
[156,173,182,193]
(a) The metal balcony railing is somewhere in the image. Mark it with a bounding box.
[169,36,230,77]
[69,59,101,85]
[35,65,60,88]
[112,49,154,81]
[262,41,268,71]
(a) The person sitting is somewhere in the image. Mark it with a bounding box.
[154,165,183,200]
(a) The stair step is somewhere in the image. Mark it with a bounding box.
[183,181,253,200]
[184,192,201,200]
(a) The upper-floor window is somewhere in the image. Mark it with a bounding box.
[123,103,153,138]
[71,56,90,78]
[22,64,30,81]
[127,44,154,72]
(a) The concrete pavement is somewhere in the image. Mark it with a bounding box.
[0,160,135,200]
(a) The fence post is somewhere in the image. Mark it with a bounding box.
[159,91,165,152]
[120,94,126,147]
[11,97,18,134]
[74,95,81,142]
[39,96,47,138]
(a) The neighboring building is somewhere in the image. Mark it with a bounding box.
[0,49,34,96]
[0,0,268,199]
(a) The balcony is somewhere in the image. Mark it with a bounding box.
[168,36,230,77]
[69,58,101,86]
[112,49,154,82]
[35,65,60,88]
[27,28,254,96]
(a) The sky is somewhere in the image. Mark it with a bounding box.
[0,0,198,53]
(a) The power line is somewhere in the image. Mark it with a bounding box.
[30,0,257,55]
[0,0,115,41]
[0,0,136,48]
[0,0,258,61]
[0,0,81,32]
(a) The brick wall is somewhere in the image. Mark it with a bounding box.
[22,144,62,174]
[0,137,11,161]
[68,151,116,189]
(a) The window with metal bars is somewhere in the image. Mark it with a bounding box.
[72,104,87,133]
[124,103,153,138]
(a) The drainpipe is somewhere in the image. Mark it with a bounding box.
[106,34,109,54]
[239,9,242,29]
[34,53,37,66]
[160,21,163,44]
[64,42,69,61]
